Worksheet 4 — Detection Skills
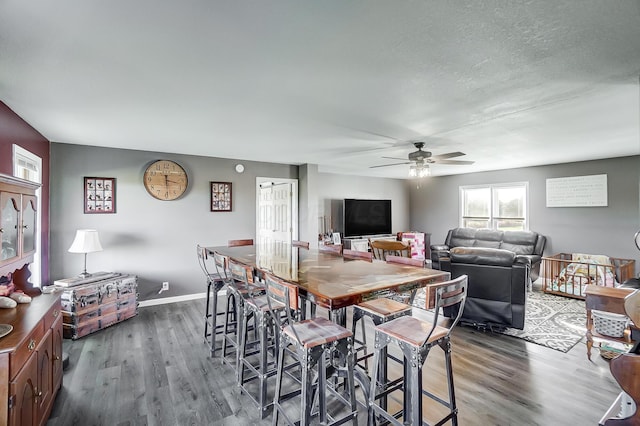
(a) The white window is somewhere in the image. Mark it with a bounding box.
[459,182,528,231]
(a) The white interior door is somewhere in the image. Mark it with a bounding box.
[258,181,294,244]
[256,178,298,279]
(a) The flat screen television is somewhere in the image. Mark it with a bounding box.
[343,199,392,238]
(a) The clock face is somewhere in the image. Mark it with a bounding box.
[635,230,640,251]
[143,160,188,200]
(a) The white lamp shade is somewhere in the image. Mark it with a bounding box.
[68,229,103,253]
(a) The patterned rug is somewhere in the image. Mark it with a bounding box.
[413,289,586,353]
[489,291,587,352]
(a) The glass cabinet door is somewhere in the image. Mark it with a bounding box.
[22,195,37,255]
[1,192,20,263]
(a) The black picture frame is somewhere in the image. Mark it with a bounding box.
[84,177,116,214]
[210,182,232,212]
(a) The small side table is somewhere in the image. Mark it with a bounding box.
[585,285,636,360]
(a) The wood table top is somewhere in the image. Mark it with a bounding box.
[208,244,449,310]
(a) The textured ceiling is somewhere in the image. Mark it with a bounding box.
[1,1,639,178]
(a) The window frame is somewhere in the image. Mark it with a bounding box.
[459,182,529,231]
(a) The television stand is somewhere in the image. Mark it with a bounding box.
[343,235,397,252]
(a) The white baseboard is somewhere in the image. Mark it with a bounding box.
[138,289,228,308]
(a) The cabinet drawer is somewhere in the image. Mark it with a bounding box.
[10,320,44,380]
[43,299,62,331]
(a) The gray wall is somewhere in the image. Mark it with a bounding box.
[50,143,297,300]
[317,172,410,238]
[410,155,640,274]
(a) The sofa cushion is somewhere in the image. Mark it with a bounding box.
[449,227,477,248]
[473,229,502,248]
[500,231,537,255]
[450,247,515,267]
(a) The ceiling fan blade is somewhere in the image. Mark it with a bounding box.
[381,156,409,161]
[369,162,411,169]
[433,159,475,165]
[431,151,466,160]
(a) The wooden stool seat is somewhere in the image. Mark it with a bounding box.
[357,298,412,319]
[375,315,449,347]
[283,316,353,349]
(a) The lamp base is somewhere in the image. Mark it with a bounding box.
[77,272,93,279]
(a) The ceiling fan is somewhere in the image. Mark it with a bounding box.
[370,142,474,176]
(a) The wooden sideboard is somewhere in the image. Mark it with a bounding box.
[0,293,63,426]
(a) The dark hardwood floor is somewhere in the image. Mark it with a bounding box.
[46,297,622,426]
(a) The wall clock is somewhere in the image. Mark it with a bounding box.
[143,160,188,200]
[635,230,640,251]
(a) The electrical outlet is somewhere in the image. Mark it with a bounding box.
[162,281,169,291]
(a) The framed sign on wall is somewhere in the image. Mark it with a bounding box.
[84,177,116,214]
[211,182,232,212]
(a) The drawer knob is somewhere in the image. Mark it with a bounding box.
[53,355,61,361]
[53,309,59,318]
[27,339,36,351]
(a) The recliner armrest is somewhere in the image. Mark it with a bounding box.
[430,244,450,252]
[517,254,541,267]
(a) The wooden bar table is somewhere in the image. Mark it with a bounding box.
[207,242,449,325]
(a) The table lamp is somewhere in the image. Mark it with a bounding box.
[68,229,103,278]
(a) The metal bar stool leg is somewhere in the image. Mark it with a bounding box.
[204,280,212,343]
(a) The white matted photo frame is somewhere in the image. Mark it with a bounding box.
[332,232,341,245]
[211,181,232,212]
[84,177,116,214]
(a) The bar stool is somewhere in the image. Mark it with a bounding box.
[368,275,468,426]
[347,250,413,369]
[197,245,226,356]
[216,253,263,371]
[265,273,358,426]
[231,261,283,419]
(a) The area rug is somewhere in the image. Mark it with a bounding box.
[413,289,586,353]
[488,291,586,352]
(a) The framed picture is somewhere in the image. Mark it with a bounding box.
[84,177,116,214]
[211,182,232,212]
[332,232,341,245]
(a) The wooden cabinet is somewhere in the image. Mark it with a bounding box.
[0,294,63,426]
[0,173,40,294]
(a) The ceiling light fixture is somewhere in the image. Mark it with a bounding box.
[409,162,430,178]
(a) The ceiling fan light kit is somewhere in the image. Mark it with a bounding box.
[409,163,431,178]
[370,141,474,177]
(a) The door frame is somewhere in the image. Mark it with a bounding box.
[256,177,298,243]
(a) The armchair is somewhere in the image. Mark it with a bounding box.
[445,246,529,329]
